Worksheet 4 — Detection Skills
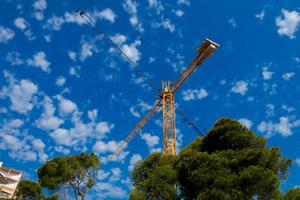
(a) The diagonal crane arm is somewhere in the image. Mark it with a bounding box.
[110,99,162,160]
[171,39,219,93]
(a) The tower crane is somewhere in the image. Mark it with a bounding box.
[112,39,219,159]
[75,9,219,159]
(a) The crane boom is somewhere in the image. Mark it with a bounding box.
[110,99,162,160]
[171,39,219,93]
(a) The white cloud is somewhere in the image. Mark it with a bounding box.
[6,52,24,66]
[69,66,80,78]
[45,9,116,31]
[54,146,70,155]
[255,10,265,21]
[148,0,164,14]
[33,0,47,10]
[111,34,127,45]
[68,51,76,61]
[95,182,127,199]
[276,9,300,39]
[140,132,160,152]
[182,88,208,101]
[95,121,115,138]
[80,42,97,61]
[123,0,144,32]
[128,154,142,171]
[0,72,38,114]
[45,15,64,30]
[32,0,47,20]
[57,96,77,115]
[93,140,119,154]
[121,40,141,64]
[0,119,47,162]
[129,106,141,118]
[55,76,66,86]
[257,116,300,137]
[231,81,248,95]
[175,10,184,17]
[238,118,253,129]
[0,26,15,43]
[109,168,121,182]
[228,18,237,28]
[94,8,117,23]
[27,51,51,73]
[282,72,295,80]
[262,67,273,80]
[50,128,74,146]
[296,158,300,167]
[14,17,28,30]
[152,18,176,33]
[266,104,275,117]
[177,0,190,5]
[36,96,64,131]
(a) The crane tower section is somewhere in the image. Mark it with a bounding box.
[162,81,176,155]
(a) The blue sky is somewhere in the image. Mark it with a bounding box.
[0,0,300,199]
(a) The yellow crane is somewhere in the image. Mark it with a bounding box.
[76,9,219,160]
[111,39,219,159]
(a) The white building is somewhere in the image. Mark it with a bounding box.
[0,162,22,199]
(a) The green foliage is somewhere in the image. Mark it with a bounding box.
[283,188,300,200]
[131,118,292,200]
[131,153,178,200]
[38,153,100,200]
[15,180,58,200]
[16,180,44,200]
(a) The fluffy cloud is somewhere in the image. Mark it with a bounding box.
[0,26,15,43]
[55,76,66,86]
[121,40,142,64]
[140,132,160,152]
[93,140,119,154]
[0,119,47,162]
[276,9,300,39]
[94,8,117,23]
[14,17,28,30]
[123,0,144,32]
[35,96,64,131]
[32,0,47,20]
[80,42,98,61]
[50,128,74,146]
[182,88,208,101]
[45,8,116,31]
[231,81,248,95]
[6,52,24,66]
[27,51,51,73]
[57,96,77,115]
[0,72,38,114]
[128,154,142,171]
[95,121,115,138]
[255,10,265,21]
[238,118,253,129]
[228,18,237,28]
[257,116,300,137]
[262,67,273,80]
[282,72,295,80]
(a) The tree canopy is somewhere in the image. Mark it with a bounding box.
[130,118,292,200]
[15,180,57,200]
[38,153,100,200]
